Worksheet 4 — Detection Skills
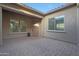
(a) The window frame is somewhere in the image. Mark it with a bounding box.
[47,15,65,33]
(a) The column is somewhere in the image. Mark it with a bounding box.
[0,7,2,45]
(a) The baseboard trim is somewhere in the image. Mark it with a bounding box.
[43,36,77,45]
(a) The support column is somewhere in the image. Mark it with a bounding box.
[77,4,79,55]
[78,4,79,45]
[77,4,79,45]
[0,7,2,45]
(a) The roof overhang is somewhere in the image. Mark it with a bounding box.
[16,3,45,15]
[0,3,77,17]
[45,3,77,16]
[0,4,44,19]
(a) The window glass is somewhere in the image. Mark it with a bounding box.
[48,18,54,30]
[10,20,19,32]
[20,20,26,32]
[55,16,64,30]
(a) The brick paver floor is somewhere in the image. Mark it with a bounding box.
[0,37,77,56]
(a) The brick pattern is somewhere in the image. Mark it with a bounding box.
[0,37,77,56]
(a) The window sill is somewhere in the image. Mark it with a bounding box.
[9,32,28,35]
[47,30,66,33]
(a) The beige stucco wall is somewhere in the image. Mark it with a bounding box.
[41,6,77,43]
[0,7,2,45]
[2,10,41,39]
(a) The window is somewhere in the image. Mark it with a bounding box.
[48,15,64,31]
[10,20,19,32]
[48,18,54,30]
[10,19,26,32]
[20,20,26,32]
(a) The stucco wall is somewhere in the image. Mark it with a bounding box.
[2,10,41,39]
[0,7,2,45]
[41,6,77,44]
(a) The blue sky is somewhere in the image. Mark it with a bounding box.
[23,3,65,13]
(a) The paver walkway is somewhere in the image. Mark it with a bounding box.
[0,37,77,56]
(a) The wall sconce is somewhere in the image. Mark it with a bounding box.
[34,23,40,27]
